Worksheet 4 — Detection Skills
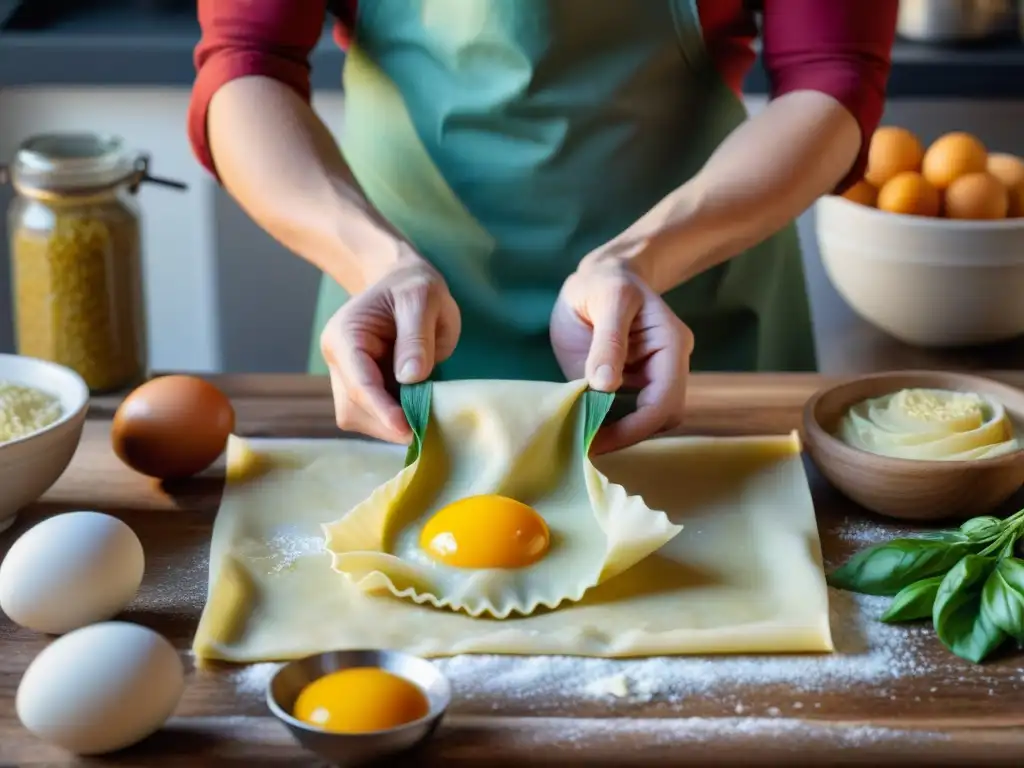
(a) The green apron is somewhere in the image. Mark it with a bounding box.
[308,0,816,379]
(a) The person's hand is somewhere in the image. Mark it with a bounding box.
[550,257,693,455]
[320,255,461,444]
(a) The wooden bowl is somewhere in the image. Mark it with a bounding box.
[802,371,1024,521]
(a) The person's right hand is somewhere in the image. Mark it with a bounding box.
[320,255,461,444]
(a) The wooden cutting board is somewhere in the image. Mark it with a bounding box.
[2,372,1023,767]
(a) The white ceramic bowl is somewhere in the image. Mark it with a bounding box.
[815,195,1024,347]
[0,354,89,533]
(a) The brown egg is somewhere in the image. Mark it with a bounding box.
[987,153,1024,217]
[841,179,878,207]
[864,127,924,188]
[112,375,235,480]
[943,172,1009,220]
[921,132,988,190]
[877,172,941,217]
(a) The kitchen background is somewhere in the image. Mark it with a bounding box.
[1,0,1024,376]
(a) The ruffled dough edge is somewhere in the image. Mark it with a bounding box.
[321,385,683,618]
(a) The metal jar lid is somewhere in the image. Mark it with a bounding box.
[0,132,187,199]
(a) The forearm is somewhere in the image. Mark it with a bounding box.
[593,91,862,292]
[207,76,412,293]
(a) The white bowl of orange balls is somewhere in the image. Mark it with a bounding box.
[815,127,1024,347]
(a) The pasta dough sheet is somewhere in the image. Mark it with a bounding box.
[193,430,833,662]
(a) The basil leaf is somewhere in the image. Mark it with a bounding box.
[881,576,943,623]
[959,516,1005,542]
[981,558,1024,643]
[399,383,616,465]
[828,538,976,596]
[933,555,1007,663]
[399,381,432,466]
[582,390,615,453]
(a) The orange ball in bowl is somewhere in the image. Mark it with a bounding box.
[987,153,1024,217]
[987,153,1024,189]
[921,132,988,190]
[943,172,1009,220]
[864,127,924,188]
[877,171,941,217]
[841,179,878,207]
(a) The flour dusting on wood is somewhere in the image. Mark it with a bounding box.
[453,716,952,747]
[432,591,953,707]
[833,515,917,545]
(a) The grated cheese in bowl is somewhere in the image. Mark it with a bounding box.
[0,380,63,444]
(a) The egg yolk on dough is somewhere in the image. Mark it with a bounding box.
[292,667,430,734]
[419,495,550,569]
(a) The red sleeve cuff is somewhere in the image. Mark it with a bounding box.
[187,51,313,181]
[188,0,326,182]
[771,65,888,194]
[761,0,898,194]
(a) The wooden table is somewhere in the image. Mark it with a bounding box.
[3,373,1024,767]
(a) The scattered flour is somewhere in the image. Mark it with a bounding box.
[224,662,280,697]
[480,716,951,747]
[235,525,324,575]
[163,714,952,749]
[427,591,935,708]
[135,541,208,612]
[832,515,916,546]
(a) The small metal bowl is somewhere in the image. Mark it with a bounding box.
[266,649,451,767]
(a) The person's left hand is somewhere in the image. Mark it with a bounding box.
[550,256,693,455]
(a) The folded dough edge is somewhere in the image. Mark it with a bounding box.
[322,380,683,618]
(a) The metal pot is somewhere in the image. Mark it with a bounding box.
[897,0,1018,42]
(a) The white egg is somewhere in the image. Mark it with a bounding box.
[0,511,145,634]
[17,621,185,755]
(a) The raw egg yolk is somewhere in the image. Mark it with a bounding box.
[292,668,430,734]
[419,495,550,569]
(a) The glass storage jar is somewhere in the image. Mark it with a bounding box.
[7,133,148,393]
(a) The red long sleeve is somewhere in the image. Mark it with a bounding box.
[760,0,898,192]
[187,0,329,178]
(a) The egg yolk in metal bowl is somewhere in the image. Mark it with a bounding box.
[419,495,550,569]
[292,668,430,734]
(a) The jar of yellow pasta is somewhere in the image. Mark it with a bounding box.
[7,133,148,393]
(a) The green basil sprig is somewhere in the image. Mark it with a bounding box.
[828,508,1024,664]
[828,535,976,596]
[881,575,943,623]
[981,558,1024,644]
[960,516,1004,542]
[933,555,1004,664]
